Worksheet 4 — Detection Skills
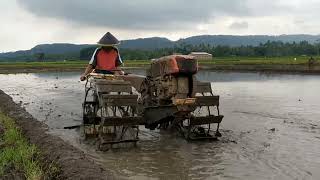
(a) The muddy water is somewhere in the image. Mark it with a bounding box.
[0,71,320,180]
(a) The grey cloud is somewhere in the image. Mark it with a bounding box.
[17,0,250,30]
[229,21,249,29]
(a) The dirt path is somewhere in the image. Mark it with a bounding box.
[0,90,118,180]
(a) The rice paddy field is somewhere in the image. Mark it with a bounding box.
[0,56,318,75]
[0,56,317,69]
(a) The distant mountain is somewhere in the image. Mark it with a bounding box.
[31,43,92,54]
[0,38,173,60]
[0,43,92,60]
[177,34,320,47]
[120,37,173,49]
[1,34,320,60]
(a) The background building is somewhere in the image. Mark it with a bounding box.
[189,52,212,60]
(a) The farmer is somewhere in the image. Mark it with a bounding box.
[80,32,124,81]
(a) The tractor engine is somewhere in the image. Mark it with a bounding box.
[146,55,198,105]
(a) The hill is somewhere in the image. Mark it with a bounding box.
[0,43,92,60]
[178,34,320,46]
[1,34,320,61]
[120,37,173,49]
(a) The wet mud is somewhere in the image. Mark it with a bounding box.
[0,71,319,179]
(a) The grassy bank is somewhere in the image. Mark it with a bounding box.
[125,56,317,66]
[1,56,317,66]
[199,56,312,65]
[0,113,58,179]
[0,56,319,73]
[0,61,87,69]
[0,89,112,179]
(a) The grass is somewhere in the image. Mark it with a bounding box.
[0,113,44,179]
[199,56,313,65]
[0,61,87,69]
[0,56,318,70]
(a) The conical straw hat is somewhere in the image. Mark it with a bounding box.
[97,32,120,46]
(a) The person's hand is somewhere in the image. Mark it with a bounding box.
[80,74,86,81]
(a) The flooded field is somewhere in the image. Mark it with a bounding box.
[0,70,319,180]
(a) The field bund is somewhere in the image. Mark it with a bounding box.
[0,57,319,74]
[0,90,118,180]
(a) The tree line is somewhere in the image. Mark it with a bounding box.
[80,40,320,60]
[2,40,319,62]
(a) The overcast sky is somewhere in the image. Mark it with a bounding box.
[1,0,320,52]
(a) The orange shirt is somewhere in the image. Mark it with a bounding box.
[96,49,118,70]
[89,47,122,71]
